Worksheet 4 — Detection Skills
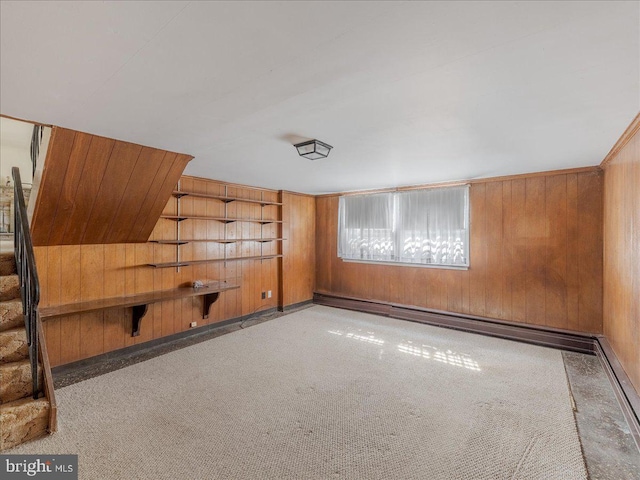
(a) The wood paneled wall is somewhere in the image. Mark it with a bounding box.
[316,168,604,333]
[602,113,640,394]
[281,192,316,307]
[30,126,192,246]
[36,176,286,367]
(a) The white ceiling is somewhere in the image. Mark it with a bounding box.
[1,1,638,194]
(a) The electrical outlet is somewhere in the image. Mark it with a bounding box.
[261,292,266,299]
[267,290,272,298]
[190,321,197,328]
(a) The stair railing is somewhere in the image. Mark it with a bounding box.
[12,166,40,399]
[30,125,43,177]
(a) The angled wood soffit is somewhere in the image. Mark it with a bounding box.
[30,126,193,245]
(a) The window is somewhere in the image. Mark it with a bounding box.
[338,185,469,268]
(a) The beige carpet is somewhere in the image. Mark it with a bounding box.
[10,306,587,479]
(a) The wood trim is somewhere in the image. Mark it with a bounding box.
[37,316,57,433]
[314,166,602,197]
[0,113,53,127]
[465,166,602,185]
[315,182,469,197]
[594,337,640,450]
[180,175,280,193]
[313,292,640,444]
[313,292,596,353]
[601,112,640,168]
[280,190,316,198]
[278,299,314,312]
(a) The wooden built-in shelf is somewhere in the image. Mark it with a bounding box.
[39,280,240,336]
[148,254,283,269]
[161,215,282,224]
[172,190,282,206]
[158,187,283,270]
[150,238,285,245]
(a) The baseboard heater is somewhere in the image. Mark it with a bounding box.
[313,291,640,449]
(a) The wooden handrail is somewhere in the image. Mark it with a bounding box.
[37,317,57,432]
[12,167,41,399]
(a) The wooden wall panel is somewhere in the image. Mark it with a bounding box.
[30,128,76,245]
[35,176,291,367]
[603,114,640,394]
[59,136,116,243]
[281,192,316,308]
[315,169,604,333]
[30,126,192,245]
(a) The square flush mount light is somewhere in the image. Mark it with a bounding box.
[294,139,333,160]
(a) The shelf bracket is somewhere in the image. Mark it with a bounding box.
[203,292,220,319]
[131,304,149,337]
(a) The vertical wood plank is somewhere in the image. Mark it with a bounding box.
[566,174,580,331]
[545,175,568,328]
[485,181,503,318]
[577,171,603,333]
[511,179,527,322]
[469,183,486,316]
[501,181,513,320]
[58,246,81,365]
[79,245,104,359]
[45,247,62,366]
[103,245,126,353]
[524,177,546,325]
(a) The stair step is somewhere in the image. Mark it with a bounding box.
[0,360,43,404]
[0,327,28,363]
[0,396,49,451]
[0,275,20,302]
[0,299,23,332]
[0,253,16,276]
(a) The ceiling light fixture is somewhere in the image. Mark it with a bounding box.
[294,139,333,160]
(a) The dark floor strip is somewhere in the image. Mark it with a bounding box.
[563,352,640,479]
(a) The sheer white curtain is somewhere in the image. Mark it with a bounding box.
[338,185,469,267]
[338,193,394,261]
[396,186,468,265]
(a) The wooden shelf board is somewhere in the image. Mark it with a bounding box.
[148,255,283,268]
[39,281,240,319]
[40,280,240,335]
[149,240,190,245]
[172,190,282,206]
[150,238,285,245]
[161,215,282,224]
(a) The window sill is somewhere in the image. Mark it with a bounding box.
[340,258,469,270]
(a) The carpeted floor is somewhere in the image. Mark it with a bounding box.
[9,306,587,479]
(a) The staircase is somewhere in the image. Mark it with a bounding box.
[0,251,51,450]
[0,167,56,451]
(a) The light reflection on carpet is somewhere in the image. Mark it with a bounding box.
[328,329,481,371]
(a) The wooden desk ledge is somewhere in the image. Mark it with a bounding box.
[38,280,240,337]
